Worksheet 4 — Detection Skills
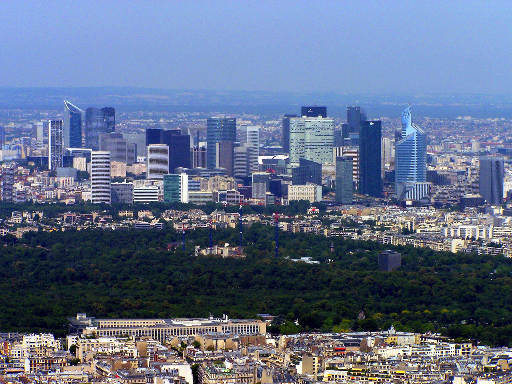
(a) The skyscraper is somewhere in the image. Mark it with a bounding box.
[216,141,234,176]
[99,133,137,165]
[163,173,189,203]
[479,156,504,205]
[347,106,367,134]
[289,117,334,166]
[292,158,322,185]
[49,120,64,170]
[395,106,427,200]
[336,156,353,205]
[342,106,367,146]
[145,128,191,172]
[146,144,169,180]
[90,151,111,204]
[63,100,83,149]
[359,120,382,197]
[239,124,259,175]
[282,114,297,153]
[163,130,191,172]
[85,107,115,150]
[207,118,236,169]
[301,106,327,118]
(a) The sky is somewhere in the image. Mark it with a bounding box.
[1,1,511,94]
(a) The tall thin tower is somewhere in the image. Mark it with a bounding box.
[63,100,83,149]
[395,106,427,200]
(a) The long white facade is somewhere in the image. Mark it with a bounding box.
[90,151,111,204]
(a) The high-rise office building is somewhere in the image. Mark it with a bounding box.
[146,128,164,146]
[333,146,359,190]
[292,158,322,185]
[359,120,382,197]
[49,120,64,170]
[0,163,15,203]
[234,146,250,178]
[207,118,236,169]
[63,100,83,149]
[289,117,335,166]
[239,125,259,174]
[336,156,353,205]
[146,144,169,180]
[85,107,115,150]
[301,106,327,118]
[216,141,234,176]
[193,146,207,168]
[90,151,111,204]
[163,174,181,203]
[163,173,189,203]
[99,133,137,165]
[111,182,133,204]
[479,156,504,205]
[347,106,367,134]
[165,132,191,172]
[145,128,191,172]
[0,125,5,147]
[342,106,367,146]
[282,114,297,153]
[395,106,427,200]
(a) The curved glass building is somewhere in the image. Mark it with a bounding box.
[395,106,427,200]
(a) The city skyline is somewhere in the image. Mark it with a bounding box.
[1,1,511,94]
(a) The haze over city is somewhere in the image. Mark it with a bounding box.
[1,0,511,94]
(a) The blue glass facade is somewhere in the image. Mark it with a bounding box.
[64,100,83,149]
[206,118,236,169]
[359,120,382,197]
[85,107,115,150]
[395,107,427,198]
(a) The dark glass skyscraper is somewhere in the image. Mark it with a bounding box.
[63,100,83,148]
[359,120,382,197]
[145,128,191,172]
[164,130,191,172]
[347,106,366,133]
[146,128,164,146]
[292,158,322,185]
[206,118,236,169]
[336,156,353,204]
[301,106,327,118]
[479,156,504,205]
[85,107,115,150]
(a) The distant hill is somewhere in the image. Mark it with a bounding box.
[0,87,512,118]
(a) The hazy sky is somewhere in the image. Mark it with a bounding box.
[1,1,511,94]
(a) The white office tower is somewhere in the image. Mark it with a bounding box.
[234,146,250,178]
[382,137,394,174]
[289,117,334,167]
[35,121,44,142]
[146,144,169,180]
[239,125,260,174]
[91,151,111,204]
[180,172,189,203]
[48,120,64,170]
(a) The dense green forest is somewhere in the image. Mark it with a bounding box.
[2,223,512,346]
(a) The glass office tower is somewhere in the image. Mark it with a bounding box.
[206,118,236,169]
[85,107,115,150]
[395,106,427,200]
[63,100,83,149]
